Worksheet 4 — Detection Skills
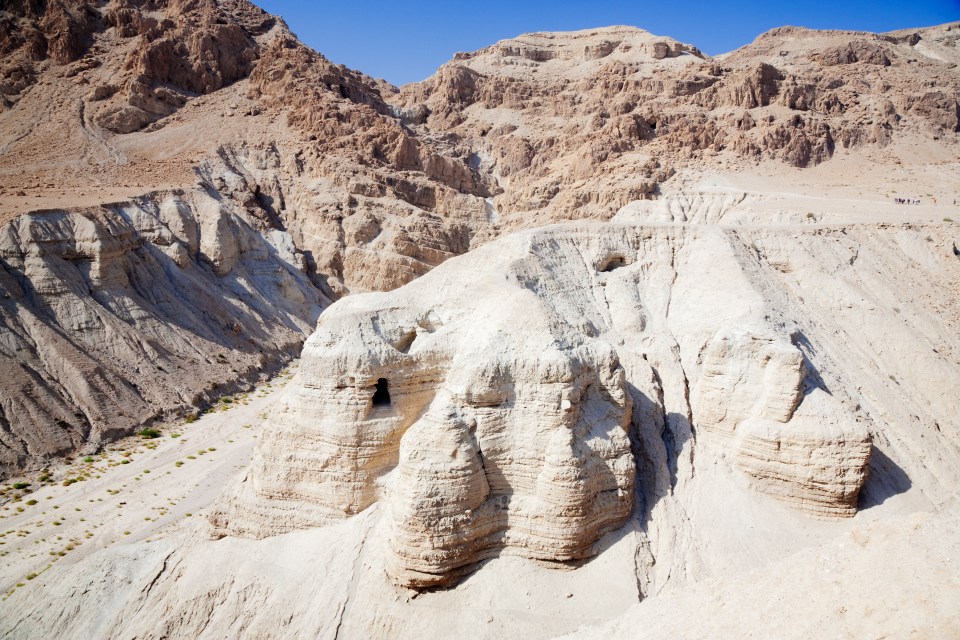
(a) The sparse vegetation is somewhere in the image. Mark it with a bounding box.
[12,482,30,490]
[139,428,161,439]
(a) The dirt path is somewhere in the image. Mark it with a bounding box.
[0,364,296,596]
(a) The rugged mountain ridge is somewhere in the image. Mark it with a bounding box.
[0,3,957,479]
[1,3,960,637]
[396,23,960,221]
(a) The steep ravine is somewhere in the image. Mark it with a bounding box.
[0,184,324,476]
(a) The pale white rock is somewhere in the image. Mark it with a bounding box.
[213,222,875,587]
[211,247,636,587]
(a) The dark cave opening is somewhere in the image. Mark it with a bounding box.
[372,377,391,406]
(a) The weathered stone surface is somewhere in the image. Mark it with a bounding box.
[212,222,891,586]
[0,191,323,474]
[212,236,637,586]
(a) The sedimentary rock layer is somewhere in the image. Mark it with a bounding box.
[0,189,322,474]
[212,222,891,585]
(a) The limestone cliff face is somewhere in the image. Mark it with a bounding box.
[693,330,872,517]
[2,218,958,637]
[0,188,322,474]
[210,222,899,586]
[212,262,636,587]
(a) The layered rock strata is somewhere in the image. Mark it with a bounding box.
[213,223,877,585]
[0,189,322,473]
[693,330,872,517]
[396,24,960,220]
[212,268,636,587]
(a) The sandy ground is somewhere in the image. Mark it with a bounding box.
[0,364,297,597]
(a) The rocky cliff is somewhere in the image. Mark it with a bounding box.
[396,24,960,221]
[0,189,322,471]
[209,217,960,587]
[2,213,958,637]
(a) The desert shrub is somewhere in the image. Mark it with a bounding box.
[139,428,161,439]
[12,482,30,490]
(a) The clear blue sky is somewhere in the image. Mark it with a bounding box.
[256,1,959,85]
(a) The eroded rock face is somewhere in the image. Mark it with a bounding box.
[693,330,871,517]
[213,274,635,587]
[0,190,323,474]
[395,24,960,219]
[213,223,878,586]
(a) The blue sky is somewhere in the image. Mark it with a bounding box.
[256,1,959,85]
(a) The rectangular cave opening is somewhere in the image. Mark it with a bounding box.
[372,377,391,406]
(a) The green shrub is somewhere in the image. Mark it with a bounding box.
[12,482,30,490]
[25,500,37,506]
[83,456,94,463]
[139,428,161,439]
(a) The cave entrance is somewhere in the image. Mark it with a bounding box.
[599,254,628,272]
[372,378,391,406]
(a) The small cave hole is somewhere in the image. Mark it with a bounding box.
[599,254,628,272]
[372,378,391,406]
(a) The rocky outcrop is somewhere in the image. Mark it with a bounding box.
[96,0,263,133]
[211,222,892,586]
[693,329,871,517]
[2,215,959,636]
[735,392,873,518]
[212,253,636,587]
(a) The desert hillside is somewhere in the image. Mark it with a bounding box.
[0,2,959,638]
